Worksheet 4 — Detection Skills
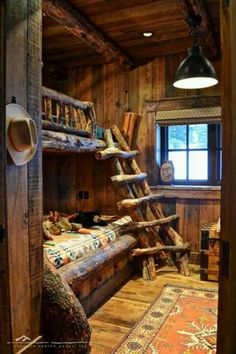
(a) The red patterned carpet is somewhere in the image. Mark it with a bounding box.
[113,284,218,354]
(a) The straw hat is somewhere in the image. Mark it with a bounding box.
[6,103,38,166]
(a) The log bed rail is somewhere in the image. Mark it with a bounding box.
[41,86,108,154]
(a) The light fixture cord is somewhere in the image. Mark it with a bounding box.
[188,14,202,47]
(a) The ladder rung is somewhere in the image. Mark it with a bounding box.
[95,147,139,160]
[111,173,147,185]
[117,193,164,209]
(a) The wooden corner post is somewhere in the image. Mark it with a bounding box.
[217,0,236,353]
[0,1,43,353]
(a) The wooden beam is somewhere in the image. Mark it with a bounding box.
[42,0,136,70]
[179,0,218,59]
[146,95,221,112]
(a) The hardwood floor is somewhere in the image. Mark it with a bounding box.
[88,265,218,354]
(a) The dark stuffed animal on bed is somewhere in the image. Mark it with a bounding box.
[72,210,108,228]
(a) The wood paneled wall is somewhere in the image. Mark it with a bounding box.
[54,53,221,174]
[152,187,221,256]
[43,154,121,215]
[63,54,221,126]
[43,53,221,258]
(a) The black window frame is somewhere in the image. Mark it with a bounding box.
[160,123,221,186]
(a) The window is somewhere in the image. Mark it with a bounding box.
[159,123,221,185]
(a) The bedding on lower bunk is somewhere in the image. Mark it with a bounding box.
[44,216,132,268]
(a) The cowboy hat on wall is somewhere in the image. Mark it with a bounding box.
[6,103,38,166]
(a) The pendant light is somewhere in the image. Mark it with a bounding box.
[173,15,218,89]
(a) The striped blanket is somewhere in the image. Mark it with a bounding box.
[44,216,132,268]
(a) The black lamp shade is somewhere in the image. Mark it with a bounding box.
[173,46,218,89]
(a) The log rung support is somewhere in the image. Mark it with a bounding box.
[111,173,147,185]
[120,214,180,234]
[117,193,165,209]
[131,242,190,257]
[95,147,139,160]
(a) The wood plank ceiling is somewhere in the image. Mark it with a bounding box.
[42,0,220,69]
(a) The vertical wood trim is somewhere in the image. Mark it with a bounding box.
[92,65,105,127]
[0,2,12,353]
[2,1,42,351]
[218,0,236,353]
[103,63,116,128]
[146,111,158,185]
[136,63,152,172]
[27,0,43,341]
[6,0,32,343]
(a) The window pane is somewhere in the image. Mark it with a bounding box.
[189,124,208,149]
[169,151,187,180]
[168,125,187,149]
[189,151,208,180]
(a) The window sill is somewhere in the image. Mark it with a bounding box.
[151,185,221,200]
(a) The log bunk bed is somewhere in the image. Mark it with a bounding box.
[42,87,190,350]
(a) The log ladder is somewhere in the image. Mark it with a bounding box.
[95,115,190,280]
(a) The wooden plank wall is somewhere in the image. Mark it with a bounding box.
[152,187,221,257]
[63,53,221,174]
[43,154,121,215]
[43,53,221,256]
[0,1,42,352]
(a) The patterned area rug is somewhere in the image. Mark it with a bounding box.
[113,284,218,354]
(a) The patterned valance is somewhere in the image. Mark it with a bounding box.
[156,106,221,126]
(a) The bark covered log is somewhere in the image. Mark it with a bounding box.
[117,193,164,209]
[42,86,93,111]
[121,215,180,233]
[42,130,106,153]
[111,173,147,185]
[42,120,91,137]
[95,147,139,160]
[104,129,158,279]
[43,257,91,353]
[112,125,190,276]
[131,242,190,256]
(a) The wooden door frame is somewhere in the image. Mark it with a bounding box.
[217,1,236,353]
[0,1,43,352]
[0,2,13,353]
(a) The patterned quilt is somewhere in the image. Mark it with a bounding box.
[44,226,117,268]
